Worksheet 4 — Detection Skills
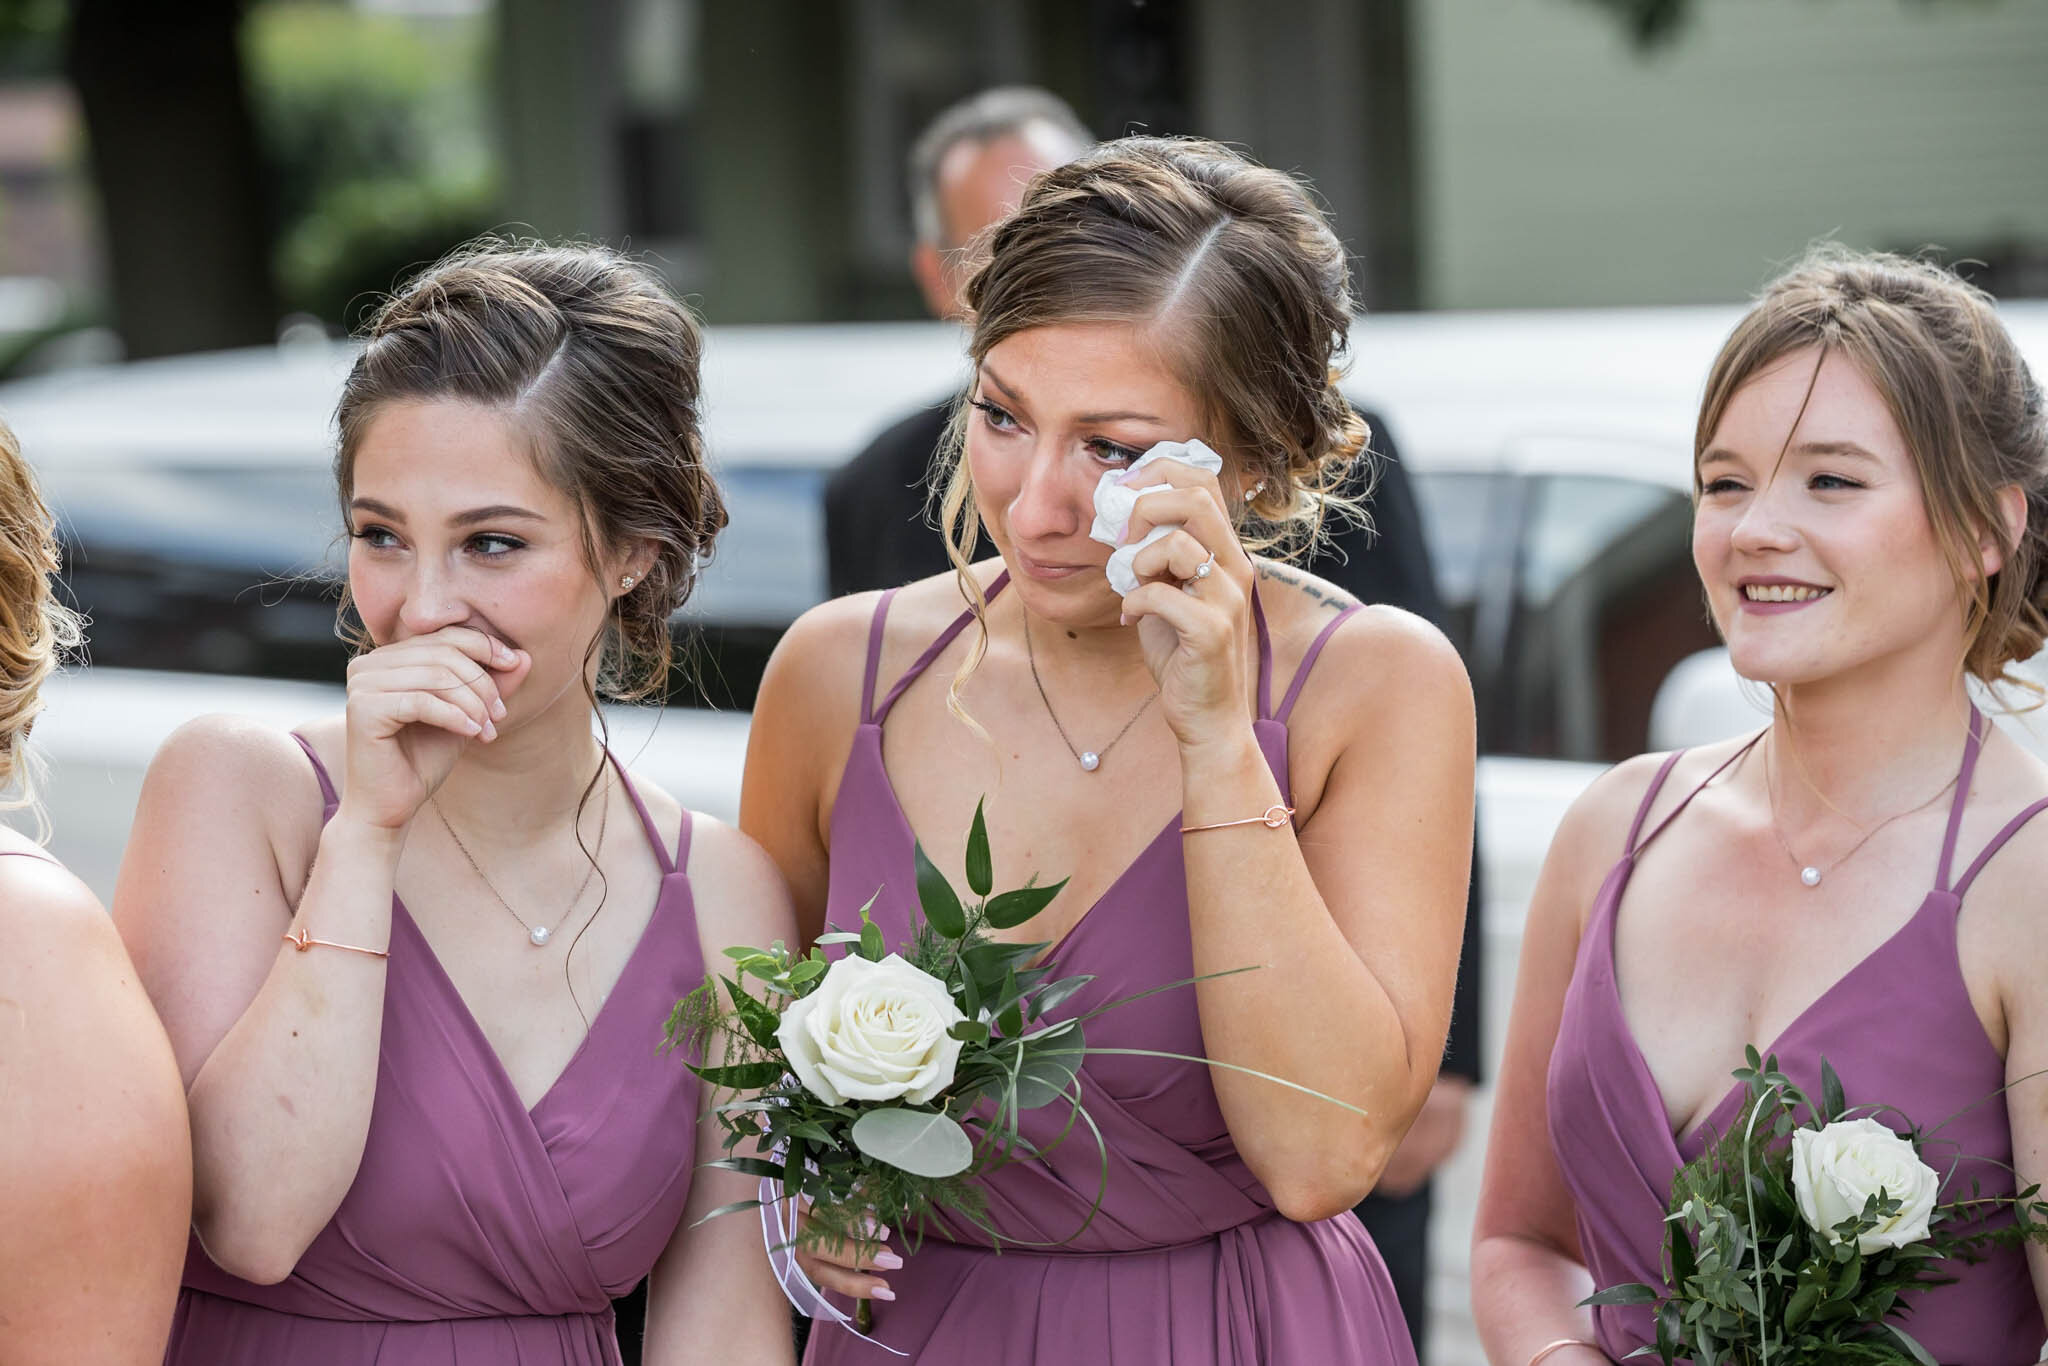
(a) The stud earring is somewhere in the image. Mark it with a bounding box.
[1242,480,1266,504]
[620,574,636,590]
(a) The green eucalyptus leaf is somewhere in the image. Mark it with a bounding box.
[985,880,1069,929]
[1013,1032,1086,1110]
[723,977,783,1049]
[1028,974,1095,1019]
[1821,1058,1847,1122]
[687,1059,785,1089]
[689,1196,766,1228]
[949,1019,991,1044]
[1784,1280,1820,1329]
[914,841,968,939]
[859,917,887,962]
[1581,1283,1660,1307]
[814,931,863,947]
[965,798,992,899]
[850,1107,975,1178]
[786,958,828,987]
[1882,1323,1939,1366]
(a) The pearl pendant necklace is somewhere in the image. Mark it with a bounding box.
[1764,733,1959,891]
[1022,615,1156,775]
[430,783,608,946]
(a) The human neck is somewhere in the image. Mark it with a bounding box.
[427,679,609,845]
[1766,652,1975,829]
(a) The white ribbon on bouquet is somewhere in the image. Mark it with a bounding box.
[758,1177,909,1357]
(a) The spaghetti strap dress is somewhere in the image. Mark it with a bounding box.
[1547,710,2048,1362]
[808,573,1417,1365]
[165,735,707,1366]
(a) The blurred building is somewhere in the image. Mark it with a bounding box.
[495,0,2048,324]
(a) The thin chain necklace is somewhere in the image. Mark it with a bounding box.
[1021,614,1158,773]
[1764,734,1957,889]
[430,779,609,946]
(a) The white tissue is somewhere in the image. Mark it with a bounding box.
[1088,439,1224,595]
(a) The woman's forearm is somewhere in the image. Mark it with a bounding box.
[185,814,403,1283]
[1471,1232,1606,1366]
[1178,728,1448,1218]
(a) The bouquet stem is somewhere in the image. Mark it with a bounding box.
[857,1300,874,1334]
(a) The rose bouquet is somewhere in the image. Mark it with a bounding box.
[668,803,1320,1280]
[1587,1046,2048,1365]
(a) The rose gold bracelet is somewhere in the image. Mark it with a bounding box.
[1528,1339,1599,1366]
[282,927,389,960]
[1180,803,1295,834]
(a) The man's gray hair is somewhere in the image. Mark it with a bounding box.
[908,86,1092,247]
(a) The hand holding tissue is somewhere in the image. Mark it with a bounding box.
[1089,439,1225,595]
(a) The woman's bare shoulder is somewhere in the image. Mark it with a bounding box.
[763,565,998,717]
[0,846,189,1146]
[145,711,332,807]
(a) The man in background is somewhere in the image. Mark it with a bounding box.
[824,87,1090,597]
[823,85,1480,1361]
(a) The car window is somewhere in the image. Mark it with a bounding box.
[1410,469,1494,659]
[1501,473,1715,763]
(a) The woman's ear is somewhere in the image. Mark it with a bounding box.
[610,539,662,598]
[1981,484,2027,579]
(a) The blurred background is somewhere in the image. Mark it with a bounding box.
[0,2,2044,1362]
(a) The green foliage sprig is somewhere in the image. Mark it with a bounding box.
[1586,1046,2048,1365]
[663,799,1132,1260]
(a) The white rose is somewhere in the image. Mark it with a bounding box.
[1790,1118,1940,1254]
[777,953,966,1106]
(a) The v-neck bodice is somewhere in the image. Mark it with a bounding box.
[169,738,708,1366]
[1547,718,2048,1362]
[810,579,1418,1365]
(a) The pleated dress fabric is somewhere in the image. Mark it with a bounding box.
[166,737,705,1366]
[806,574,1417,1365]
[1547,713,2048,1362]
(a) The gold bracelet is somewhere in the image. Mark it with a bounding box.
[1180,803,1295,834]
[1528,1339,1599,1366]
[282,927,389,960]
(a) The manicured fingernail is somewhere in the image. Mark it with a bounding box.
[870,1285,896,1302]
[494,642,515,664]
[1119,614,1129,627]
[873,1251,903,1270]
[466,718,484,736]
[492,698,507,719]
[870,1224,891,1241]
[482,720,497,741]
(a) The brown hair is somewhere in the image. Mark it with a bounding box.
[1697,246,2048,691]
[931,137,1371,715]
[335,238,726,703]
[0,417,82,827]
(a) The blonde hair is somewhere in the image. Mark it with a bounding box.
[0,417,82,831]
[1698,246,2048,694]
[932,136,1373,722]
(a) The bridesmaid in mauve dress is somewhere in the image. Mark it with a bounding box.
[743,138,1475,1364]
[1472,248,2048,1366]
[112,242,795,1366]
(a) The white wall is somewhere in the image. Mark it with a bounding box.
[1417,0,2048,308]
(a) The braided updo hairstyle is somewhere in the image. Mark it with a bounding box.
[938,135,1370,577]
[0,418,80,824]
[335,239,725,703]
[1698,247,2048,693]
